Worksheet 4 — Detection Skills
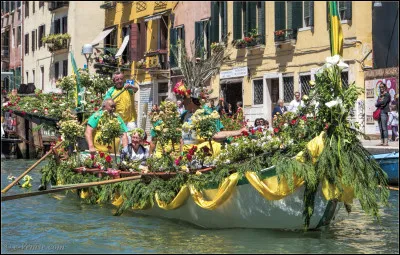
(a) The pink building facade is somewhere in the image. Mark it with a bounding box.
[1,1,23,90]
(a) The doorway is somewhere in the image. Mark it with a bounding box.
[221,82,243,113]
[265,78,280,121]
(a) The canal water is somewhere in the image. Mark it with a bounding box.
[1,159,399,254]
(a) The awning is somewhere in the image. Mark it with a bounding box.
[220,78,243,85]
[144,11,168,22]
[90,27,115,46]
[115,35,130,57]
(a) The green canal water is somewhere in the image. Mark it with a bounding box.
[1,159,399,254]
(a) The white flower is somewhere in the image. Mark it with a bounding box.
[337,60,349,69]
[284,123,288,128]
[325,97,343,108]
[326,55,340,66]
[303,95,309,101]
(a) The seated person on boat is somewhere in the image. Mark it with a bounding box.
[85,98,128,153]
[121,128,149,164]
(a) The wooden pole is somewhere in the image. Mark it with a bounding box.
[1,175,142,202]
[1,141,64,194]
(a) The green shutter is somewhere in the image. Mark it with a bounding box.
[195,21,201,57]
[169,28,177,67]
[326,2,329,30]
[248,2,257,36]
[258,1,265,44]
[291,1,303,30]
[287,2,292,29]
[207,21,211,58]
[275,1,286,31]
[211,2,219,43]
[233,2,242,39]
[304,1,310,20]
[309,1,314,27]
[182,25,185,43]
[222,1,227,40]
[243,2,247,37]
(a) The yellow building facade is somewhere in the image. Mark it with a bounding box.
[211,1,372,129]
[101,1,177,131]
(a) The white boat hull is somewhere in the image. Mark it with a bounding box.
[133,183,341,230]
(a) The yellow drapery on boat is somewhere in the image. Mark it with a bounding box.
[321,179,354,204]
[112,194,124,207]
[80,189,90,199]
[155,185,190,210]
[295,131,326,163]
[155,140,222,158]
[245,172,305,200]
[189,173,239,210]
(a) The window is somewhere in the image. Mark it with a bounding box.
[17,26,21,46]
[25,1,29,17]
[54,62,59,80]
[157,82,169,104]
[40,66,44,90]
[38,25,45,47]
[283,75,294,103]
[54,19,61,34]
[341,70,349,89]
[17,1,21,8]
[12,28,15,48]
[26,71,29,83]
[195,20,210,59]
[211,2,228,43]
[338,1,352,21]
[32,70,35,84]
[303,1,314,28]
[176,26,185,67]
[157,16,168,50]
[253,79,263,105]
[25,33,29,54]
[104,28,117,48]
[121,26,130,65]
[63,60,68,77]
[39,1,44,8]
[274,2,302,40]
[62,16,67,34]
[299,74,311,96]
[10,1,15,12]
[32,1,35,13]
[31,30,36,52]
[15,67,21,88]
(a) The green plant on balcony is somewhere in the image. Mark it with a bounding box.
[136,59,146,69]
[42,33,71,52]
[210,42,225,54]
[232,29,262,49]
[274,29,296,42]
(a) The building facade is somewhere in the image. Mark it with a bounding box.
[1,1,23,91]
[23,1,104,93]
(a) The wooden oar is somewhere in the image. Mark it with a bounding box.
[1,175,142,202]
[1,141,64,194]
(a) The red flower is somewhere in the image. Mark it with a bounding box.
[324,124,329,130]
[241,130,249,137]
[291,119,297,125]
[175,159,181,165]
[99,152,105,158]
[94,107,99,111]
[105,155,112,163]
[21,111,26,115]
[301,116,307,121]
[274,128,280,133]
[186,154,192,161]
[251,129,255,135]
[8,109,13,113]
[202,146,210,154]
[90,154,95,160]
[107,145,112,151]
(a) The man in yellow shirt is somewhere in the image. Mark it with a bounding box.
[104,71,139,130]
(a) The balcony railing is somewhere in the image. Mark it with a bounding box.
[1,46,9,58]
[143,49,168,70]
[48,1,69,11]
[274,29,298,43]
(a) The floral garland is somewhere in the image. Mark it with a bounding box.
[173,80,191,98]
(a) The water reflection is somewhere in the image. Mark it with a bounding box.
[1,160,399,254]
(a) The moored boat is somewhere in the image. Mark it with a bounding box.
[372,152,399,185]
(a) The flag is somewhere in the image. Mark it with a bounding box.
[70,51,82,109]
[328,1,344,56]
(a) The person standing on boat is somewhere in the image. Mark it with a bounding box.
[288,92,305,113]
[104,71,138,130]
[85,98,129,154]
[375,82,391,146]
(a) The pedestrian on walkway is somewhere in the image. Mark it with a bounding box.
[375,82,391,146]
[388,104,398,142]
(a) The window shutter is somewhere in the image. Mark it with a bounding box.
[140,21,147,59]
[309,1,314,27]
[233,2,242,39]
[222,1,227,40]
[258,1,265,44]
[130,23,139,61]
[345,1,352,20]
[210,2,219,43]
[207,21,211,58]
[182,25,185,43]
[169,27,177,67]
[243,2,247,36]
[275,2,286,31]
[291,1,303,30]
[195,21,201,57]
[248,2,257,35]
[326,2,330,30]
[304,1,310,21]
[287,2,292,29]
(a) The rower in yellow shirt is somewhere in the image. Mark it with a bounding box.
[104,71,138,130]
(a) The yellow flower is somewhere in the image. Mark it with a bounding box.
[181,165,188,171]
[155,126,162,131]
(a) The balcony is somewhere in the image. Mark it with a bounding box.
[41,33,71,54]
[48,1,69,12]
[100,1,116,9]
[274,29,297,46]
[144,49,168,70]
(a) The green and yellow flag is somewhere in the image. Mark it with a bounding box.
[328,1,344,56]
[70,51,82,109]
